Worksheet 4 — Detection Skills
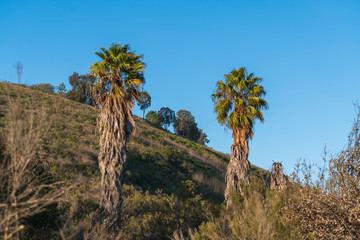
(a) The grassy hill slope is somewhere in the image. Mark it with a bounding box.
[0,83,269,239]
[0,83,266,200]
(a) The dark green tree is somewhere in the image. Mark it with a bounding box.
[212,67,268,203]
[56,83,67,95]
[174,110,201,142]
[197,129,210,145]
[146,111,162,128]
[158,107,175,130]
[66,72,96,105]
[137,91,151,118]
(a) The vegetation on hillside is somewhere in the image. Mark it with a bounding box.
[66,73,96,106]
[0,86,71,240]
[145,108,210,146]
[0,83,235,239]
[0,63,359,239]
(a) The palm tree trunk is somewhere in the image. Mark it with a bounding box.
[224,142,251,204]
[97,99,134,212]
[268,162,288,190]
[87,97,135,239]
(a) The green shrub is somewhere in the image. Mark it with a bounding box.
[120,185,215,240]
[192,178,302,240]
[176,180,195,199]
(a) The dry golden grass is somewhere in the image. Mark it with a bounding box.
[164,137,227,176]
[192,172,225,195]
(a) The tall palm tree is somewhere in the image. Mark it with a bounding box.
[212,67,268,202]
[90,43,145,211]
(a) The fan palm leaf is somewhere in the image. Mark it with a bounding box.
[212,67,267,143]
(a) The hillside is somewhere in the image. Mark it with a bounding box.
[0,83,267,200]
[2,83,358,240]
[0,83,270,238]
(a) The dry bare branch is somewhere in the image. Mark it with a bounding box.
[0,84,72,239]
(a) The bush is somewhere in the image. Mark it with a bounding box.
[285,106,360,239]
[191,177,301,240]
[29,83,55,93]
[145,110,162,128]
[119,185,215,240]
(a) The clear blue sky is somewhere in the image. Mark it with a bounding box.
[1,0,360,174]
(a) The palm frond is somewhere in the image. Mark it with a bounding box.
[89,43,146,106]
[212,67,267,142]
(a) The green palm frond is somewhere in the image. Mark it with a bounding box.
[229,111,239,127]
[109,45,120,58]
[212,67,268,142]
[247,72,254,80]
[215,98,232,124]
[111,86,124,97]
[234,98,244,108]
[90,43,146,105]
[126,78,143,86]
[95,51,106,60]
[249,85,265,95]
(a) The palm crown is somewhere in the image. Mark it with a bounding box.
[90,43,145,106]
[212,67,268,144]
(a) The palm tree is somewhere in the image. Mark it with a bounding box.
[212,67,268,202]
[90,43,145,212]
[268,162,288,190]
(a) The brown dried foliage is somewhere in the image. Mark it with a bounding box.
[285,105,360,239]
